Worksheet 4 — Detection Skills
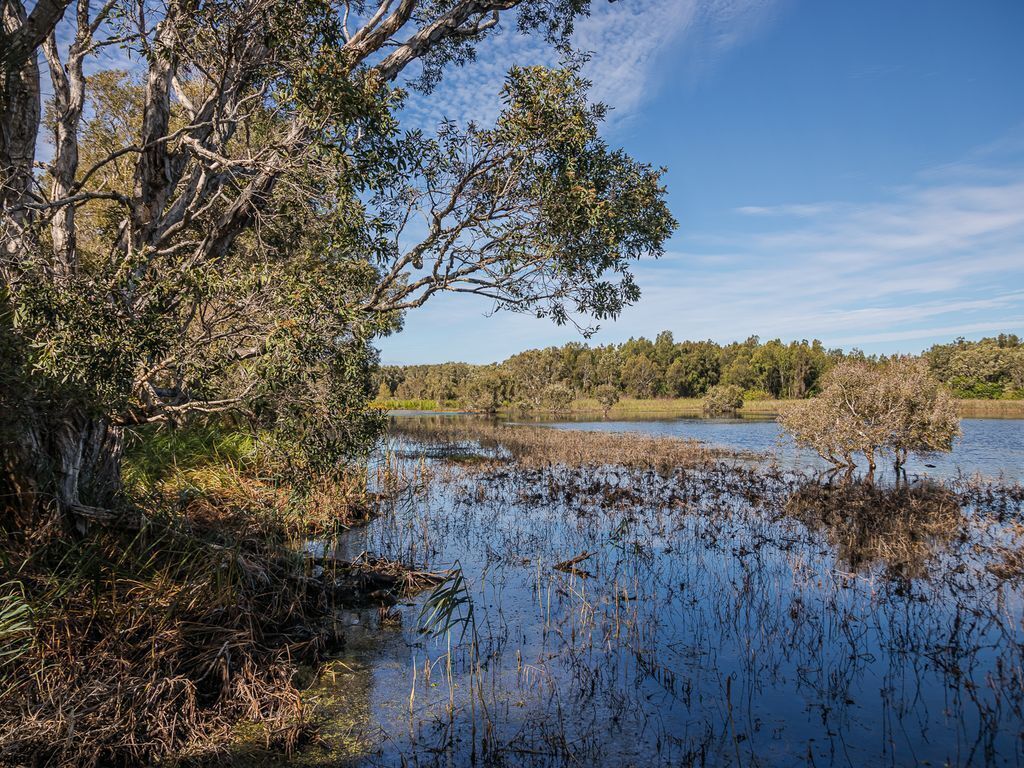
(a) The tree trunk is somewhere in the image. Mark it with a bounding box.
[0,46,41,249]
[2,409,125,526]
[893,447,907,471]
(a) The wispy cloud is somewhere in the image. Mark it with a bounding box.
[380,138,1024,363]
[400,0,781,130]
[613,150,1024,350]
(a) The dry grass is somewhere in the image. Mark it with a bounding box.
[390,418,749,472]
[987,521,1024,582]
[379,396,1024,419]
[123,424,376,540]
[564,396,783,416]
[956,399,1024,418]
[0,511,331,767]
[0,425,419,767]
[569,397,1024,419]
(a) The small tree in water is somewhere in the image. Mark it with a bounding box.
[780,359,959,472]
[702,384,744,416]
[883,358,961,469]
[595,384,620,418]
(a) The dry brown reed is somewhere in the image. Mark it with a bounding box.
[390,418,747,472]
[956,399,1024,418]
[987,522,1024,582]
[0,508,336,767]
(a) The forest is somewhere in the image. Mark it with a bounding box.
[381,333,1024,408]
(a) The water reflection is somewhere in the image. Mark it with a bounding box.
[288,425,1024,768]
[784,475,965,579]
[534,414,1024,483]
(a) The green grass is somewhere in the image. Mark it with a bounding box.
[122,423,258,496]
[371,398,461,411]
[379,396,1024,419]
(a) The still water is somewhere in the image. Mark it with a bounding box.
[281,415,1024,768]
[535,415,1024,483]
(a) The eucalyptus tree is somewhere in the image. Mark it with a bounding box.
[0,0,675,521]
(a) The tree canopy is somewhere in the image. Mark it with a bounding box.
[0,0,675,519]
[779,359,960,472]
[382,332,1023,410]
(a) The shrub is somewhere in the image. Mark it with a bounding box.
[595,384,620,418]
[460,368,506,413]
[541,383,574,413]
[779,359,960,471]
[702,384,744,416]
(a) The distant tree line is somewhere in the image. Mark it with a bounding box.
[923,334,1024,399]
[377,333,1024,410]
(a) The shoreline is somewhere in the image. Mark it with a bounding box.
[377,397,1024,420]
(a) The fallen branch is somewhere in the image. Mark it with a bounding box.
[553,551,594,577]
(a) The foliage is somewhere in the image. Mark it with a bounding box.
[1,0,674,518]
[881,358,962,467]
[418,564,475,642]
[376,365,406,399]
[0,582,32,686]
[702,383,744,416]
[779,359,960,471]
[595,383,619,417]
[393,334,841,405]
[540,381,574,413]
[925,335,1024,399]
[459,366,507,413]
[390,333,1020,411]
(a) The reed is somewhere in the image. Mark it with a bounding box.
[382,396,1024,419]
[122,423,375,539]
[956,398,1024,418]
[0,423,413,766]
[389,418,749,471]
[0,510,331,767]
[339,419,1024,765]
[371,398,461,412]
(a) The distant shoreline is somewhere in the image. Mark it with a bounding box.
[376,397,1024,420]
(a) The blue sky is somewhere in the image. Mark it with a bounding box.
[379,0,1024,364]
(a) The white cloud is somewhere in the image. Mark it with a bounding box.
[380,142,1024,363]
[614,158,1024,348]
[400,0,781,130]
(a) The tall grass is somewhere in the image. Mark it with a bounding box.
[122,423,372,540]
[956,398,1024,418]
[123,422,258,495]
[565,396,785,416]
[0,582,32,696]
[390,418,748,470]
[0,509,332,766]
[371,398,461,411]
[0,422,392,766]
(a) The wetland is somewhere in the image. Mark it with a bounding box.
[263,414,1024,767]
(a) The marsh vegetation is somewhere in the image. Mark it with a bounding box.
[245,414,1024,768]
